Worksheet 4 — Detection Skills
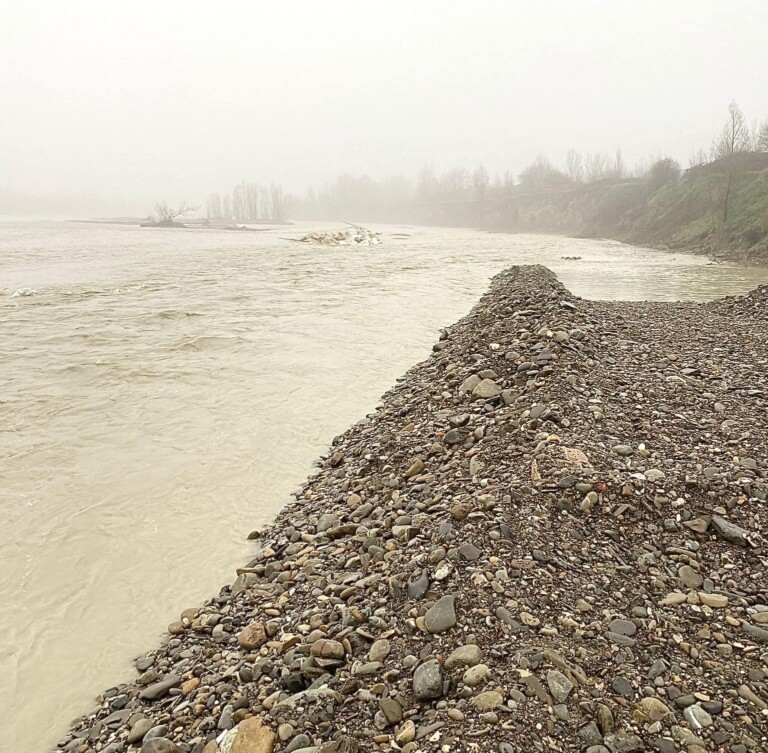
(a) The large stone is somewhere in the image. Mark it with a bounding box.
[424,595,457,633]
[607,619,637,636]
[459,374,481,393]
[463,663,489,686]
[237,622,267,650]
[639,697,672,721]
[445,644,483,670]
[678,565,703,589]
[317,513,339,532]
[407,569,430,599]
[404,458,425,478]
[698,592,728,608]
[369,639,391,662]
[138,674,180,701]
[683,704,713,729]
[741,621,768,643]
[546,669,574,703]
[711,515,751,546]
[310,639,345,660]
[413,659,443,700]
[472,690,503,711]
[231,718,276,753]
[128,719,153,743]
[604,733,644,753]
[379,697,403,724]
[472,379,502,399]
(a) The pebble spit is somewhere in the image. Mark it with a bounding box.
[57,267,767,753]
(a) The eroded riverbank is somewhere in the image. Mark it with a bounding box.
[59,266,768,753]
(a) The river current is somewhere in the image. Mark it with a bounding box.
[1,221,767,752]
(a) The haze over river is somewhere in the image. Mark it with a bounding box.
[2,221,767,752]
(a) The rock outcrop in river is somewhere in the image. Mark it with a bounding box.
[58,267,767,753]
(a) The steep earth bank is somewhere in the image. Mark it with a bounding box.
[481,159,768,265]
[58,267,768,753]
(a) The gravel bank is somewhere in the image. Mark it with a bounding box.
[58,266,767,753]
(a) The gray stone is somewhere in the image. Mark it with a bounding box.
[408,570,430,599]
[378,697,403,725]
[458,542,481,561]
[317,513,339,532]
[472,379,502,399]
[741,621,768,643]
[604,733,644,753]
[546,669,573,703]
[424,595,457,633]
[611,676,634,698]
[128,719,153,744]
[578,722,603,747]
[678,565,703,589]
[605,631,636,646]
[443,428,464,445]
[711,515,751,546]
[138,675,180,701]
[286,736,312,753]
[607,619,637,636]
[413,659,443,700]
[683,704,713,729]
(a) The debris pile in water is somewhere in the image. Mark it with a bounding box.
[292,225,382,246]
[11,287,37,298]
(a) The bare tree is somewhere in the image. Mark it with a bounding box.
[472,165,490,202]
[757,119,768,152]
[584,152,609,182]
[613,148,625,179]
[565,148,583,183]
[440,167,470,197]
[153,200,198,223]
[206,193,223,219]
[714,100,751,226]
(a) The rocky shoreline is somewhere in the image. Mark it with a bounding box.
[58,266,768,753]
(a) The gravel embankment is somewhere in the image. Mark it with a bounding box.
[58,266,768,753]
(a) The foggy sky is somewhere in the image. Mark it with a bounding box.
[2,0,767,215]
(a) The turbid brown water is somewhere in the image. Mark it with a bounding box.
[1,221,767,753]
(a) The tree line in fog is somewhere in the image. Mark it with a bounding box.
[205,182,286,221]
[201,101,767,223]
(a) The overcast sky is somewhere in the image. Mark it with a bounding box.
[2,0,767,213]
